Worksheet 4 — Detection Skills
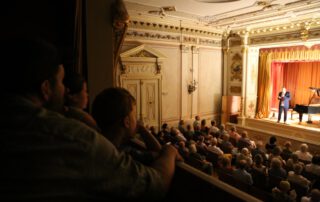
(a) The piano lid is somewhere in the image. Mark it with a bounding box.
[309,87,320,104]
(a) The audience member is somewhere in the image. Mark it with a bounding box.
[252,154,267,175]
[251,140,267,164]
[269,146,286,166]
[236,148,253,167]
[188,143,213,175]
[184,124,194,141]
[193,115,200,129]
[269,158,287,179]
[301,188,320,202]
[207,137,224,155]
[286,153,305,172]
[63,72,98,130]
[218,156,234,174]
[209,120,219,135]
[295,143,313,162]
[232,160,253,185]
[228,125,241,142]
[220,133,234,154]
[1,37,180,200]
[200,119,209,134]
[178,119,187,134]
[305,155,320,176]
[287,164,311,188]
[272,180,296,202]
[281,141,293,161]
[237,131,253,151]
[266,136,277,154]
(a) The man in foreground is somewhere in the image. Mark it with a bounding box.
[0,37,180,201]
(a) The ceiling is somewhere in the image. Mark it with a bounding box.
[124,0,320,31]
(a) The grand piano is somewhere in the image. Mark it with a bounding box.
[293,87,320,123]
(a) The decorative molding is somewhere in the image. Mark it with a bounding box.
[126,29,221,47]
[129,20,222,38]
[180,45,191,53]
[199,38,221,46]
[126,30,180,42]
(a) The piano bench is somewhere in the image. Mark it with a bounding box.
[288,108,298,120]
[269,108,278,119]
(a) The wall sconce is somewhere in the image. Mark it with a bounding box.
[188,80,198,94]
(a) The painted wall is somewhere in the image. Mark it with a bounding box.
[121,42,223,127]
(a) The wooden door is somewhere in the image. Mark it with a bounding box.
[122,79,159,129]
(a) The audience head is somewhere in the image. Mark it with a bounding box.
[219,124,225,131]
[272,146,282,156]
[211,137,218,146]
[162,123,169,131]
[211,120,216,126]
[269,136,277,144]
[238,160,247,169]
[179,120,185,126]
[254,154,263,165]
[201,119,206,126]
[284,141,292,149]
[241,148,250,156]
[241,131,248,138]
[256,140,263,149]
[300,143,309,153]
[271,158,282,169]
[195,115,200,121]
[222,133,230,141]
[64,72,88,109]
[186,124,192,131]
[278,180,291,192]
[310,189,320,202]
[230,126,236,132]
[92,87,137,143]
[220,157,231,168]
[293,164,303,175]
[1,37,64,112]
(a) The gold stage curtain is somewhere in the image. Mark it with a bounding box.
[256,45,320,118]
[256,52,272,118]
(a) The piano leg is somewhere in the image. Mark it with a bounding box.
[298,113,303,123]
[307,114,313,124]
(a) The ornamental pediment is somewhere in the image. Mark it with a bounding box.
[120,44,166,61]
[120,44,166,75]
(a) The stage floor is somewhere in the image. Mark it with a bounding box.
[265,111,320,131]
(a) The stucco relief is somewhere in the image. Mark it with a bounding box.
[230,53,242,82]
[131,50,156,58]
[126,64,156,74]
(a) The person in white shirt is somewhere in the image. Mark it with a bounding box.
[305,155,320,176]
[295,143,313,162]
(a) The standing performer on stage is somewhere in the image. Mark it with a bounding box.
[277,87,291,124]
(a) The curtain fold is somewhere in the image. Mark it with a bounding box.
[256,52,272,118]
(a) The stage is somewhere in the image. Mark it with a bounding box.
[228,113,320,154]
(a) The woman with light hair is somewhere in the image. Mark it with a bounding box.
[295,143,313,162]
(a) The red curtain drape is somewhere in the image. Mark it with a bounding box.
[271,61,320,108]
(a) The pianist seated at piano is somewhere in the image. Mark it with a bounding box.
[277,87,291,124]
[293,87,320,124]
